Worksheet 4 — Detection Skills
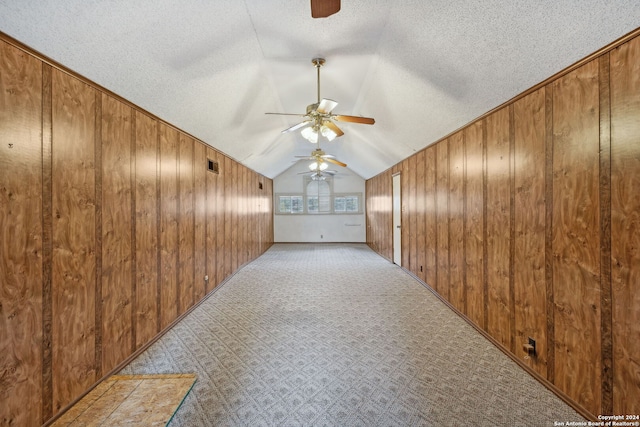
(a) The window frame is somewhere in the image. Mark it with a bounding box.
[275,177,363,215]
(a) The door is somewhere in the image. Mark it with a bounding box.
[393,173,401,265]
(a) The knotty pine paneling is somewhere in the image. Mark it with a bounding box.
[206,147,218,293]
[415,150,427,282]
[485,107,512,349]
[463,121,484,328]
[424,146,437,287]
[178,134,195,313]
[193,142,207,301]
[159,123,179,329]
[0,40,43,427]
[513,88,548,376]
[552,60,601,415]
[448,131,465,312]
[436,139,449,299]
[610,35,640,415]
[100,94,133,374]
[51,69,97,412]
[134,111,159,349]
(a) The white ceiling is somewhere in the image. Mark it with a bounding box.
[1,1,639,179]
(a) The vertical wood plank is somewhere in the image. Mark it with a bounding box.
[401,159,409,268]
[100,94,133,374]
[416,150,426,282]
[41,63,53,423]
[436,140,450,300]
[408,155,417,273]
[449,131,465,311]
[206,148,218,293]
[464,121,485,328]
[159,123,178,329]
[193,143,207,301]
[134,111,158,349]
[94,91,103,379]
[513,88,548,376]
[485,107,512,348]
[610,36,640,415]
[598,53,613,416]
[552,60,601,415]
[51,69,97,411]
[216,154,226,286]
[224,156,233,278]
[0,40,43,427]
[544,85,555,383]
[178,134,195,313]
[242,165,249,265]
[424,147,437,288]
[231,161,239,272]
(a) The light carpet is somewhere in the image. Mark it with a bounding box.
[119,243,586,426]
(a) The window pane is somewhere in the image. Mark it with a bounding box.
[292,196,304,213]
[346,196,358,212]
[319,196,330,212]
[334,197,345,212]
[307,196,319,212]
[279,196,291,213]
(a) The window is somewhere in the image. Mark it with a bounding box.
[275,177,362,215]
[334,195,359,213]
[277,195,304,214]
[306,179,331,213]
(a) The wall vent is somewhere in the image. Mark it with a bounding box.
[207,159,219,174]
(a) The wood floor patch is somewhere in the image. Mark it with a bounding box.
[51,374,196,426]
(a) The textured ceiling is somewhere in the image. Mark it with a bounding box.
[1,1,639,179]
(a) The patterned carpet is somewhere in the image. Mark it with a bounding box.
[120,243,585,426]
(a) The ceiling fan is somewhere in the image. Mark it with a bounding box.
[311,0,340,18]
[266,58,375,143]
[296,147,347,168]
[301,169,336,181]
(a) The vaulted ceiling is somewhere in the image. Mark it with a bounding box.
[1,1,639,179]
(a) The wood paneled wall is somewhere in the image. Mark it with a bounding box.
[0,37,273,426]
[366,33,640,418]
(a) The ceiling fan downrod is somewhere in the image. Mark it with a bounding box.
[312,57,325,104]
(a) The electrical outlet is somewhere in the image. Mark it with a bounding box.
[321,234,323,239]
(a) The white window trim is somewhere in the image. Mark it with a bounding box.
[275,176,363,215]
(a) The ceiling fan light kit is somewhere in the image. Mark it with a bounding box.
[309,161,328,171]
[266,57,375,145]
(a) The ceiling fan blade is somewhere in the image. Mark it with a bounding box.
[311,0,340,18]
[282,121,311,133]
[324,170,338,175]
[325,157,347,167]
[265,112,307,117]
[334,115,375,125]
[323,120,344,137]
[317,98,338,114]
